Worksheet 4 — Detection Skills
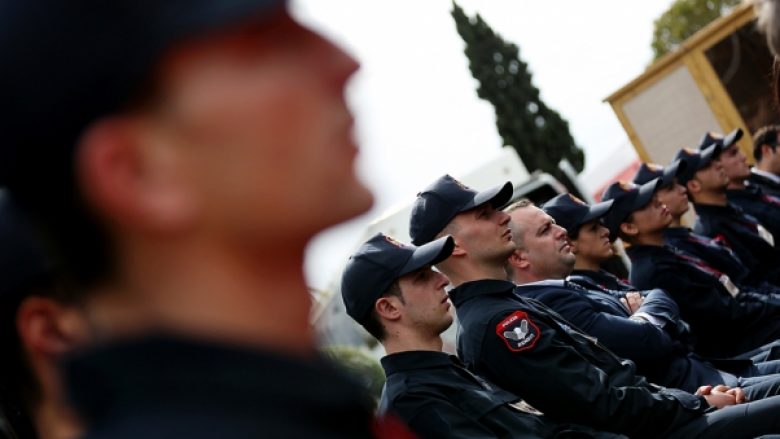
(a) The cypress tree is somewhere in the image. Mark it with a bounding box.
[452,2,585,178]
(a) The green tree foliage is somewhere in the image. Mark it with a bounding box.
[651,0,741,60]
[323,345,385,409]
[451,2,585,177]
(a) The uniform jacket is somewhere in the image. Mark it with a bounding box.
[379,350,624,439]
[693,202,780,284]
[748,171,780,198]
[519,278,742,393]
[63,335,404,439]
[663,227,752,285]
[626,244,780,358]
[449,279,708,438]
[727,186,780,244]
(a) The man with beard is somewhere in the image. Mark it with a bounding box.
[407,174,780,438]
[503,193,780,402]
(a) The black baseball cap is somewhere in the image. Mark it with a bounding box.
[409,175,513,245]
[541,194,613,236]
[601,178,662,238]
[699,128,743,151]
[341,233,454,325]
[632,160,687,187]
[673,144,722,185]
[0,0,286,193]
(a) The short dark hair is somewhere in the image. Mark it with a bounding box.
[359,281,402,342]
[616,213,636,244]
[753,125,780,161]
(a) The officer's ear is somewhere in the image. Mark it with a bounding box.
[686,178,701,196]
[449,239,467,257]
[374,296,403,322]
[508,248,530,271]
[618,221,638,240]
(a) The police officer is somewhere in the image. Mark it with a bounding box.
[507,194,780,400]
[675,143,780,284]
[633,160,780,290]
[701,129,780,244]
[603,179,780,359]
[0,1,389,438]
[750,125,780,197]
[340,233,623,439]
[410,174,780,438]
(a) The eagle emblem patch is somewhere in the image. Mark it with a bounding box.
[496,311,540,352]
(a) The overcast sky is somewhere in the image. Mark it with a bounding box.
[292,0,676,291]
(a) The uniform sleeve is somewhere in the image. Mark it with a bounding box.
[636,289,680,325]
[390,395,503,439]
[532,290,676,362]
[478,309,706,438]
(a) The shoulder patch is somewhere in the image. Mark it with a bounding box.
[496,311,540,353]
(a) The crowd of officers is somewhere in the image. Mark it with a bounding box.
[341,126,780,439]
[4,0,780,438]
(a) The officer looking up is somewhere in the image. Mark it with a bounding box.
[750,125,780,197]
[0,1,393,437]
[503,194,780,402]
[634,160,780,291]
[701,129,780,243]
[674,144,780,284]
[340,233,623,439]
[604,179,780,358]
[409,174,780,438]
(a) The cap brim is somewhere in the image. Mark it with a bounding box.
[462,181,514,212]
[723,128,743,147]
[581,199,614,224]
[632,178,661,211]
[698,143,722,170]
[399,235,455,276]
[660,160,684,187]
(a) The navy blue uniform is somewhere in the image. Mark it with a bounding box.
[626,244,780,358]
[63,335,404,439]
[519,278,780,400]
[380,351,624,439]
[727,186,780,244]
[693,203,780,284]
[449,279,780,438]
[749,171,780,198]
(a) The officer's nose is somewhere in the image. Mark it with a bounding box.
[496,210,510,226]
[434,271,450,290]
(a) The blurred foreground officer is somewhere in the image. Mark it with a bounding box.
[341,233,624,439]
[0,1,392,438]
[0,192,86,439]
[750,125,780,197]
[410,175,780,438]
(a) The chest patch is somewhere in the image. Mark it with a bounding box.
[496,311,540,352]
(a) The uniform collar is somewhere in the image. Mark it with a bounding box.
[381,350,455,376]
[693,202,741,216]
[663,227,691,238]
[449,279,515,307]
[625,243,671,260]
[752,168,780,184]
